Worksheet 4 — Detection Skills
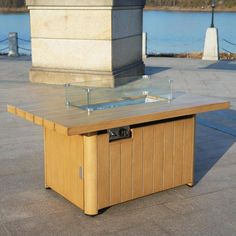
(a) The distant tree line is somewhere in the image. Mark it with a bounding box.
[0,0,235,8]
[146,0,236,8]
[0,0,25,8]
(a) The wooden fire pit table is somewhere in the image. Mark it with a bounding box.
[7,91,229,215]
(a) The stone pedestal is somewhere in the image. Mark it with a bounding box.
[26,0,146,87]
[202,27,219,61]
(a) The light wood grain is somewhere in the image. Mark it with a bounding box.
[132,128,143,198]
[153,123,164,192]
[121,141,133,202]
[183,117,195,186]
[96,116,196,209]
[110,143,121,205]
[173,120,184,186]
[7,94,230,135]
[163,121,174,189]
[143,125,154,195]
[44,128,84,209]
[97,134,110,209]
[84,134,98,215]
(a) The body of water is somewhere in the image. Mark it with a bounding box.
[0,11,235,55]
[144,11,236,54]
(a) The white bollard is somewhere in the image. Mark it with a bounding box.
[8,32,19,57]
[202,27,219,61]
[142,32,147,60]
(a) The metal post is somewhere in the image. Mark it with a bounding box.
[142,32,147,59]
[210,0,215,28]
[8,32,19,57]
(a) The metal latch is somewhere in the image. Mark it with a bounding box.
[108,126,131,142]
[79,166,83,179]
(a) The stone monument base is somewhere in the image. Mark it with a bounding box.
[29,62,145,87]
[26,0,146,87]
[202,27,219,61]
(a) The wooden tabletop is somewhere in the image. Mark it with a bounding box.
[7,93,230,135]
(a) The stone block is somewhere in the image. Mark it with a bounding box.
[112,9,143,39]
[31,38,112,71]
[113,35,142,69]
[30,10,112,40]
[29,62,144,87]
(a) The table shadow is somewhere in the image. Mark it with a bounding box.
[194,109,236,184]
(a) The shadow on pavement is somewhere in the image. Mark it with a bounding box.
[145,66,171,75]
[202,60,236,71]
[194,109,236,184]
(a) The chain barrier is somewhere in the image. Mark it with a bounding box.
[0,38,8,43]
[222,38,236,47]
[18,37,31,43]
[18,46,31,52]
[220,47,234,54]
[0,47,9,52]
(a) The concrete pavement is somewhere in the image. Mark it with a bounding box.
[0,56,236,235]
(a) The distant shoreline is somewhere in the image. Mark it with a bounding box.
[0,6,236,13]
[144,6,236,12]
[0,7,28,13]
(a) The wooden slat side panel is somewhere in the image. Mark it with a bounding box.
[110,143,121,205]
[121,141,133,202]
[132,128,143,198]
[183,117,195,185]
[143,126,154,195]
[45,128,64,194]
[173,120,184,186]
[44,129,84,209]
[68,134,84,208]
[163,121,174,190]
[153,123,164,192]
[97,134,110,209]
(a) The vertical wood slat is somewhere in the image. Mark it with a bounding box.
[143,126,154,195]
[163,121,174,190]
[132,128,143,198]
[121,141,133,202]
[153,123,164,192]
[173,120,184,186]
[97,134,110,209]
[110,143,121,205]
[183,117,195,185]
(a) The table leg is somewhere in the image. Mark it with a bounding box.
[84,133,98,216]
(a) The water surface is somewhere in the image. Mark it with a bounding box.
[0,11,235,54]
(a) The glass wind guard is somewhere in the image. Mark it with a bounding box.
[65,75,173,112]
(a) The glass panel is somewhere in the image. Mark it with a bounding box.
[65,75,173,112]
